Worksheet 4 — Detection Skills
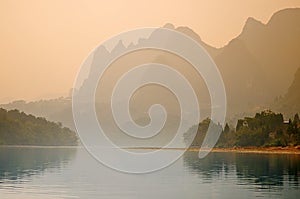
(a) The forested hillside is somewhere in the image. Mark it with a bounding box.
[0,108,77,146]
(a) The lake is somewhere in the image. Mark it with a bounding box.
[0,147,299,199]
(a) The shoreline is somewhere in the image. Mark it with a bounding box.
[0,145,81,149]
[1,145,300,154]
[199,147,300,155]
[125,146,300,155]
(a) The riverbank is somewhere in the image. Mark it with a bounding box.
[197,146,300,154]
[125,146,300,154]
[0,145,80,148]
[1,145,300,154]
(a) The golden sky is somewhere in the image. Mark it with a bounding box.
[1,0,300,103]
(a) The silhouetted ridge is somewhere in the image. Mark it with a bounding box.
[2,8,300,127]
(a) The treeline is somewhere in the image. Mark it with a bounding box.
[184,110,300,148]
[0,108,77,146]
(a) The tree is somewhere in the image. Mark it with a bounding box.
[224,123,230,134]
[294,113,299,124]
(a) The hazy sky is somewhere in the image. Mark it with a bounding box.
[1,0,300,103]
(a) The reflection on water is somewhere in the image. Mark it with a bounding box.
[0,147,76,182]
[236,153,300,187]
[183,151,236,179]
[183,152,300,188]
[0,148,300,199]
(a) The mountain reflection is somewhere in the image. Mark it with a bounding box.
[183,151,300,187]
[235,153,300,187]
[0,147,76,182]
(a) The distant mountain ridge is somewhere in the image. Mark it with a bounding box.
[1,8,300,127]
[1,98,74,129]
[169,8,300,119]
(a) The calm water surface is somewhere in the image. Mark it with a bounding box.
[0,147,299,199]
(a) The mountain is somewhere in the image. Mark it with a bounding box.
[175,8,300,119]
[164,23,220,57]
[238,10,300,94]
[147,8,300,120]
[273,67,300,118]
[1,8,300,127]
[219,8,300,102]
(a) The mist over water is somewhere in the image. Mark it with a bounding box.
[0,147,299,199]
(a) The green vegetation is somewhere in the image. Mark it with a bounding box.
[0,108,77,146]
[184,110,300,148]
